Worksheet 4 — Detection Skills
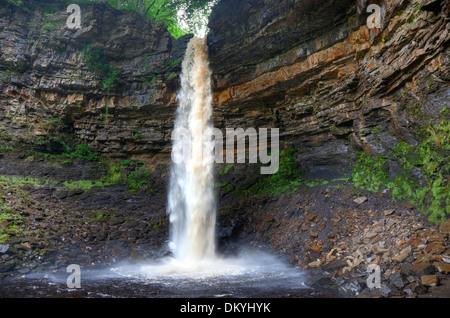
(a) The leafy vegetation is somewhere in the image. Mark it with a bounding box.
[39,22,57,34]
[0,146,13,157]
[215,148,351,199]
[98,159,152,192]
[163,58,181,69]
[230,149,340,198]
[0,177,30,242]
[142,73,156,86]
[62,180,105,191]
[82,46,119,123]
[0,175,53,188]
[219,163,234,175]
[107,0,218,37]
[168,72,177,80]
[132,128,146,139]
[352,152,389,193]
[125,166,151,192]
[0,155,151,195]
[64,143,98,162]
[83,46,120,92]
[351,115,449,224]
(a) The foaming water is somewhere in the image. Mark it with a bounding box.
[106,249,309,297]
[167,36,217,263]
[113,250,297,279]
[2,251,320,298]
[138,36,307,290]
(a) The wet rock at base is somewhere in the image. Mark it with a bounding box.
[390,272,405,289]
[305,274,337,289]
[338,281,361,296]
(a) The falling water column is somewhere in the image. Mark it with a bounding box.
[167,37,216,264]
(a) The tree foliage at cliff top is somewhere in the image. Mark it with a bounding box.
[1,0,217,38]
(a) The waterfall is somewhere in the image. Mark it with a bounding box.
[167,36,217,264]
[129,36,294,281]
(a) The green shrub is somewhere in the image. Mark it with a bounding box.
[65,143,98,161]
[83,46,120,91]
[120,159,133,167]
[352,152,389,193]
[351,117,449,224]
[132,128,146,139]
[126,167,150,192]
[142,73,155,86]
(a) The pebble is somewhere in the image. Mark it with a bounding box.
[354,196,367,204]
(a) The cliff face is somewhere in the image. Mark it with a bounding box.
[0,0,449,293]
[208,0,449,177]
[0,0,449,178]
[0,3,189,164]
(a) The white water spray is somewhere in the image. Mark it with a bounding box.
[111,37,305,288]
[167,36,217,264]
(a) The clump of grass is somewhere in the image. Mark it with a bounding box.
[0,175,53,188]
[168,72,177,80]
[229,148,349,199]
[62,180,105,191]
[132,128,146,139]
[0,177,27,243]
[0,146,13,156]
[63,143,98,162]
[219,163,234,175]
[126,166,151,192]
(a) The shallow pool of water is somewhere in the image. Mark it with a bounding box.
[0,250,339,298]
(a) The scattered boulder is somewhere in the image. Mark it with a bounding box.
[434,262,450,274]
[421,275,440,287]
[390,272,405,289]
[392,246,412,263]
[0,244,9,254]
[439,219,450,235]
